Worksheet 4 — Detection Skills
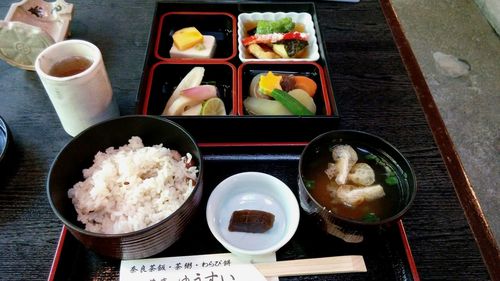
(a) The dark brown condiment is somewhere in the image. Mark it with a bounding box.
[48,56,93,77]
[228,209,275,233]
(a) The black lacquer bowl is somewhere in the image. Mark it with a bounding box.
[0,115,12,173]
[47,115,203,259]
[298,130,416,243]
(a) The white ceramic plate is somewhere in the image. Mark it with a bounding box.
[238,12,320,62]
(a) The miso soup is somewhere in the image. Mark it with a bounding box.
[302,144,406,222]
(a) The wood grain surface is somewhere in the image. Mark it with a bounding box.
[0,0,492,280]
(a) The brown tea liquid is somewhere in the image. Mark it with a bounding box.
[48,56,93,77]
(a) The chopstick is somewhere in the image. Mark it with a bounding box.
[254,255,367,277]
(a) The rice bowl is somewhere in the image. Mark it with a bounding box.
[68,136,198,234]
[47,115,203,259]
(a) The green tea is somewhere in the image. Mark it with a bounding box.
[48,56,93,78]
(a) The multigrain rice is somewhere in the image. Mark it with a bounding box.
[68,136,198,234]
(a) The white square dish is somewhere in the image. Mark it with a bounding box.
[238,12,320,62]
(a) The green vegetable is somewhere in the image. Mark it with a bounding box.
[365,153,400,186]
[385,176,399,186]
[269,89,314,116]
[362,213,380,222]
[365,154,377,160]
[303,179,315,190]
[256,17,295,34]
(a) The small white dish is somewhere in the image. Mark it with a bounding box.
[237,12,320,62]
[206,172,300,261]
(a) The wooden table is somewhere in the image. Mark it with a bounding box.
[0,0,497,280]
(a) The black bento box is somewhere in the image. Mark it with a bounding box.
[136,1,340,143]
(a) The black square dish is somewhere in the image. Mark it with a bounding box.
[238,62,332,116]
[136,2,340,142]
[155,12,236,61]
[142,62,236,116]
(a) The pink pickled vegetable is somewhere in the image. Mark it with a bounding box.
[180,85,217,101]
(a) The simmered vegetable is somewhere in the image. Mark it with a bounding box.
[247,43,280,60]
[249,73,270,99]
[244,71,318,116]
[243,97,292,115]
[258,71,282,95]
[244,89,316,116]
[269,89,314,116]
[243,17,309,59]
[273,39,308,58]
[294,76,317,97]
[280,75,296,92]
[287,89,316,113]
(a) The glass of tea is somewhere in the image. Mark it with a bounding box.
[298,130,416,243]
[35,39,119,136]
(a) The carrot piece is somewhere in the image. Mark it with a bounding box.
[293,76,317,97]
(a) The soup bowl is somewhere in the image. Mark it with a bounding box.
[0,116,13,175]
[47,115,203,259]
[298,130,416,243]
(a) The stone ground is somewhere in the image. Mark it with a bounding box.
[391,0,500,245]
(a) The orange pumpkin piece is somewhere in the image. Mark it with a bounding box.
[294,76,317,97]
